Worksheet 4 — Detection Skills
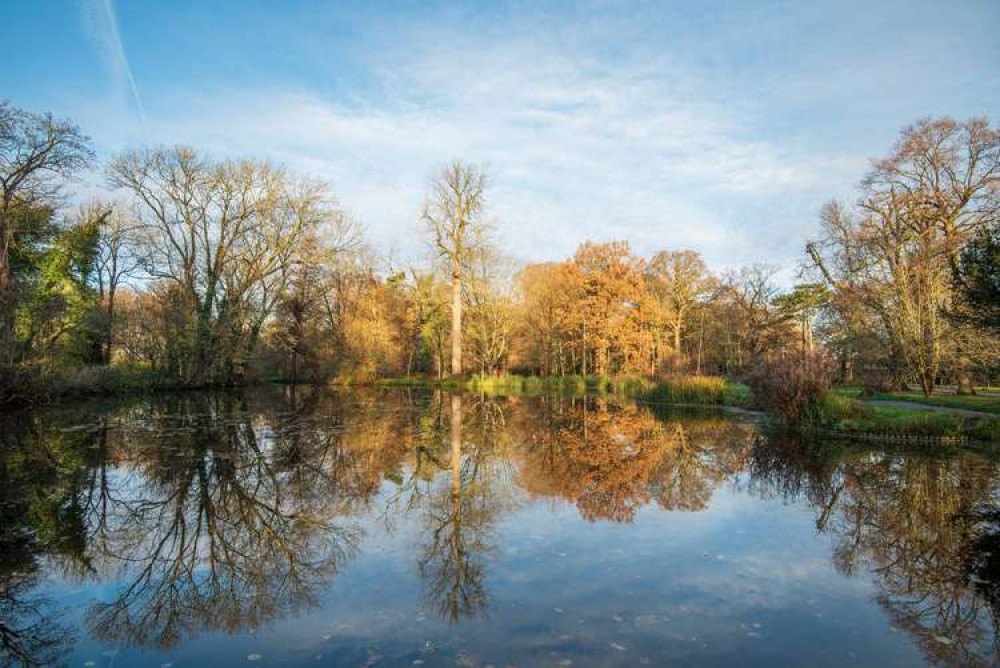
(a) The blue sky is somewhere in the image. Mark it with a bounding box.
[4,0,999,277]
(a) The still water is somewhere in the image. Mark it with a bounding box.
[1,387,999,667]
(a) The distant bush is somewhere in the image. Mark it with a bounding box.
[745,353,854,426]
[463,373,729,405]
[468,373,594,396]
[0,362,161,407]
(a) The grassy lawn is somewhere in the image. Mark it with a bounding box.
[837,405,962,437]
[823,397,1000,442]
[832,386,1000,415]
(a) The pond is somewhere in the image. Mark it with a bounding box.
[1,387,998,667]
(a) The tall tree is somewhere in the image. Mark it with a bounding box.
[808,118,1000,394]
[0,103,92,363]
[646,250,714,367]
[421,161,489,376]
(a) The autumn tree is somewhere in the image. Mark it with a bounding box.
[421,161,489,376]
[514,261,582,375]
[645,250,715,369]
[464,246,515,376]
[571,240,647,375]
[722,264,789,370]
[270,212,363,381]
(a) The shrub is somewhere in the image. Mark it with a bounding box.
[814,391,874,422]
[745,352,839,426]
[0,362,161,407]
[610,375,655,398]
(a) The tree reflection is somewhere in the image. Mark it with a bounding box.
[0,388,416,655]
[749,438,1000,666]
[514,398,752,522]
[406,393,514,623]
[0,410,86,667]
[6,388,1000,664]
[81,390,418,649]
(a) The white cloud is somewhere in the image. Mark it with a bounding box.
[74,4,889,279]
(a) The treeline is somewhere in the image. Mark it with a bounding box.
[0,101,997,402]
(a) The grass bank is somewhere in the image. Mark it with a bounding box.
[0,362,258,408]
[378,373,750,406]
[800,390,1000,444]
[0,363,171,407]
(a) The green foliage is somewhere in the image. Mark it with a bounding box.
[955,223,1000,332]
[966,418,1000,443]
[773,283,829,320]
[800,391,874,427]
[724,382,751,406]
[14,211,104,364]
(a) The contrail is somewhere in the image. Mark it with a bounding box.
[99,0,150,142]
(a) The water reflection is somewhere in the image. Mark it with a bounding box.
[0,411,78,666]
[513,397,754,520]
[83,394,362,649]
[748,436,1000,665]
[1,388,999,666]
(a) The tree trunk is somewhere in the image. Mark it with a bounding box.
[956,352,976,395]
[672,324,682,369]
[0,230,13,365]
[103,288,116,365]
[450,265,462,376]
[920,370,935,397]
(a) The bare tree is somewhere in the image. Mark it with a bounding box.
[421,161,489,376]
[808,118,1000,394]
[724,264,786,366]
[0,103,92,362]
[108,147,329,384]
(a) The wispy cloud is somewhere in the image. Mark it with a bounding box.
[79,0,148,140]
[64,1,996,277]
[127,38,859,274]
